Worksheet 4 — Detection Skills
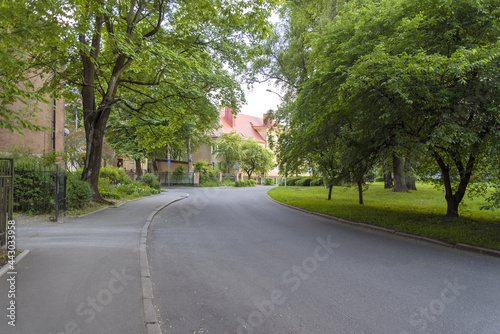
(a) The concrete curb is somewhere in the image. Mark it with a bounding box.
[140,194,189,334]
[266,194,500,259]
[0,250,31,278]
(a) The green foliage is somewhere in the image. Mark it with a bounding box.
[0,0,67,134]
[235,179,257,187]
[99,167,130,185]
[140,173,162,191]
[12,162,55,214]
[215,132,244,173]
[173,164,185,176]
[199,173,219,187]
[66,173,93,209]
[264,178,275,186]
[264,0,500,214]
[240,139,275,178]
[98,177,160,199]
[194,160,210,174]
[296,178,313,187]
[310,178,324,187]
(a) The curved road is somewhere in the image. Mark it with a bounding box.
[149,186,500,334]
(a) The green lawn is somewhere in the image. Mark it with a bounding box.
[268,183,500,251]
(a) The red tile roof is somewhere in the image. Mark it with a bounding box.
[213,107,271,144]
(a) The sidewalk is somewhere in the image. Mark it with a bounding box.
[0,191,186,334]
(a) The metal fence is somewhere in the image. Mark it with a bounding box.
[158,172,194,186]
[13,162,67,220]
[0,159,14,246]
[222,173,236,183]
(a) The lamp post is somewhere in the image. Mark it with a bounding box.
[266,89,288,189]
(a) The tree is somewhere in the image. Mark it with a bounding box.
[0,1,68,134]
[240,139,275,179]
[214,132,243,173]
[304,0,500,216]
[105,109,145,178]
[11,0,279,202]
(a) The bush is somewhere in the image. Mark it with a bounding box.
[235,179,256,187]
[296,178,312,187]
[13,162,55,213]
[98,177,121,199]
[194,160,209,173]
[264,178,274,186]
[99,166,130,184]
[310,178,324,187]
[140,173,161,190]
[279,177,305,186]
[173,164,185,176]
[67,173,94,208]
[374,176,385,182]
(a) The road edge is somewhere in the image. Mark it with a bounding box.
[0,250,31,278]
[266,194,500,259]
[140,193,189,334]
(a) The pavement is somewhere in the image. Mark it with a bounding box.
[148,186,500,334]
[0,191,187,334]
[1,186,500,334]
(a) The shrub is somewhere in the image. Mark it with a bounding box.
[310,178,324,187]
[235,179,256,187]
[98,177,121,199]
[99,166,130,184]
[296,178,312,187]
[264,178,274,186]
[13,162,54,213]
[279,177,303,186]
[194,160,209,173]
[116,182,160,196]
[173,164,185,176]
[140,173,161,190]
[374,177,385,182]
[66,173,94,208]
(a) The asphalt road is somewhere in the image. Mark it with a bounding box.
[0,192,184,334]
[148,186,500,334]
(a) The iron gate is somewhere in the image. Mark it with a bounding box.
[50,164,67,222]
[0,158,14,247]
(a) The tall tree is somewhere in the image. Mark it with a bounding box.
[0,0,68,133]
[11,0,279,201]
[240,138,275,179]
[214,132,243,173]
[305,0,500,216]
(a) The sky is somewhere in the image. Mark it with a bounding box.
[240,82,282,118]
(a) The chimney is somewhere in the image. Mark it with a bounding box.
[263,113,273,127]
[225,107,235,128]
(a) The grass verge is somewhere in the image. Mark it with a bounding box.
[0,249,21,267]
[268,183,500,250]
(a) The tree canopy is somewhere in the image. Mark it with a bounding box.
[258,0,500,216]
[2,0,280,201]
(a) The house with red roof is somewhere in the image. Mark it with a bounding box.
[192,106,279,176]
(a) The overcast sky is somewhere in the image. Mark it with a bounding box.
[240,82,282,118]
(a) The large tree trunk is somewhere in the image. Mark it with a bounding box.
[431,148,477,218]
[135,158,143,179]
[392,155,408,193]
[382,163,393,189]
[404,155,417,191]
[186,138,193,174]
[357,180,364,205]
[81,107,112,203]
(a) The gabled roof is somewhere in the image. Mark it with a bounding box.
[213,107,271,144]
